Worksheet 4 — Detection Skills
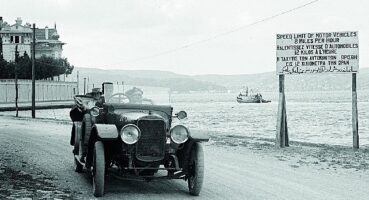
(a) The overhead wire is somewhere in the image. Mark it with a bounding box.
[109,0,319,65]
[31,0,319,69]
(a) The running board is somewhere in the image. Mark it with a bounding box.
[122,167,183,171]
[110,171,187,181]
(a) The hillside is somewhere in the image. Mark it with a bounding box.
[69,67,369,93]
[70,68,227,93]
[193,68,369,92]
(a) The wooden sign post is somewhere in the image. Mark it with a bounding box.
[276,31,359,149]
[276,75,289,147]
[352,73,359,149]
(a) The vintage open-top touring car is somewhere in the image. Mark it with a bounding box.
[69,83,209,197]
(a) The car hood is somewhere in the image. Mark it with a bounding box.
[118,111,166,122]
[103,103,173,116]
[102,103,173,128]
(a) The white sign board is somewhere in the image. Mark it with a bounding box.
[276,31,359,74]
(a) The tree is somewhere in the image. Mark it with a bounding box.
[0,54,75,80]
[16,52,31,79]
[0,59,10,79]
[36,56,74,79]
[63,58,74,76]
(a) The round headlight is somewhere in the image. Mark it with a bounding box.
[90,107,100,117]
[120,124,141,144]
[170,125,189,144]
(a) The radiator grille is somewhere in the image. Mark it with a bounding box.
[136,119,166,162]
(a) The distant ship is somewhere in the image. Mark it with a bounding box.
[236,87,271,103]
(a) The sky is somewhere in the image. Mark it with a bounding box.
[0,0,368,75]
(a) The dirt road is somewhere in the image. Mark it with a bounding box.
[0,116,368,199]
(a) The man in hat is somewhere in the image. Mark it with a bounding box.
[91,88,104,107]
[125,87,144,104]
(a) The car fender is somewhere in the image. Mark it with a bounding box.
[92,124,119,140]
[177,132,209,172]
[189,131,210,142]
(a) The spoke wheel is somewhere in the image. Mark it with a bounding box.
[73,124,83,172]
[80,114,92,164]
[187,142,204,196]
[92,141,105,197]
[82,114,92,147]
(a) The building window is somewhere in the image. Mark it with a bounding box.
[15,36,20,43]
[10,36,21,44]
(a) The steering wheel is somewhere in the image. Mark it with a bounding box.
[106,93,130,103]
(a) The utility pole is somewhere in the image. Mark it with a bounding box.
[83,77,86,94]
[87,76,89,93]
[76,71,79,95]
[0,17,3,60]
[122,81,124,93]
[31,23,36,118]
[77,71,79,94]
[15,45,19,117]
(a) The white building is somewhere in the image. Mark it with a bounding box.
[0,17,65,62]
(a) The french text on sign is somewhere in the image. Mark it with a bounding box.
[276,31,359,75]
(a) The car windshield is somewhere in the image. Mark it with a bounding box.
[105,85,171,105]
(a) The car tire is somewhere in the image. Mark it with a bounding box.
[187,142,204,196]
[82,114,92,146]
[73,124,80,155]
[81,114,92,163]
[74,125,83,173]
[93,141,105,197]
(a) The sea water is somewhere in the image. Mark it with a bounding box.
[2,90,369,146]
[171,90,369,146]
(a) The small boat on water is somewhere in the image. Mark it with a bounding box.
[236,87,271,103]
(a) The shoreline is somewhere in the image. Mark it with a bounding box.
[1,113,368,149]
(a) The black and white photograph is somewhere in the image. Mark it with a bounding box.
[0,0,368,199]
